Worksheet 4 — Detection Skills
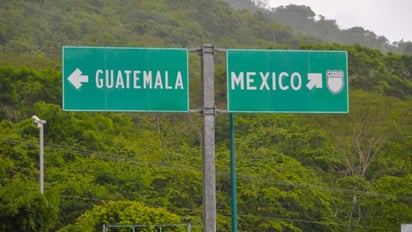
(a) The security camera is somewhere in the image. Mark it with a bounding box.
[32,115,40,123]
[32,115,46,126]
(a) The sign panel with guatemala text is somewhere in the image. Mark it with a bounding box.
[63,46,189,112]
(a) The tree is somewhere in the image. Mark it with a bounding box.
[229,115,339,231]
[0,179,59,232]
[312,90,405,230]
[363,175,412,231]
[60,201,184,232]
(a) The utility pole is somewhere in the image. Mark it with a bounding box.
[200,44,216,232]
[32,115,46,194]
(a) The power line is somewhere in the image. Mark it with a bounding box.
[2,135,412,201]
[59,194,397,231]
[3,136,400,230]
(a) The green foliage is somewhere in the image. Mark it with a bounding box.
[60,201,184,232]
[231,116,339,231]
[1,62,411,230]
[0,66,61,121]
[0,0,412,231]
[0,179,59,232]
[0,0,302,66]
[365,175,412,230]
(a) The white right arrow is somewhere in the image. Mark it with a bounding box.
[306,73,323,90]
[68,68,89,90]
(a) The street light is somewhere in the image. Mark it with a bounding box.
[32,115,46,194]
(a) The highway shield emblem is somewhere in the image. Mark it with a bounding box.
[326,70,344,94]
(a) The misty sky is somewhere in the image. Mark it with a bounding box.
[267,0,412,43]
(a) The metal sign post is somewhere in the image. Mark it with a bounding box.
[200,44,216,232]
[229,113,238,232]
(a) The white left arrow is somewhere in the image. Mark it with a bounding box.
[306,73,322,90]
[68,68,89,90]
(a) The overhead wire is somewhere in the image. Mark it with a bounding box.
[58,194,397,231]
[1,135,403,230]
[2,135,412,201]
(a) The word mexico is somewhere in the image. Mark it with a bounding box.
[231,71,305,91]
[227,49,348,113]
[62,46,189,112]
[95,69,184,90]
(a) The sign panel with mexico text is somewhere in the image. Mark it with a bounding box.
[227,49,348,113]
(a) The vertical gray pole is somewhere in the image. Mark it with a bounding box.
[33,115,46,194]
[200,44,216,232]
[187,222,192,232]
[229,113,238,232]
[39,123,44,194]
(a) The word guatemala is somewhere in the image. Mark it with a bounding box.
[95,69,184,90]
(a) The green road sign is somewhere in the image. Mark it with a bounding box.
[63,46,189,112]
[227,49,349,113]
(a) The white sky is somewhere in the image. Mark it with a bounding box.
[267,0,412,42]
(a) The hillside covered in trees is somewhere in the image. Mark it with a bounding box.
[225,0,412,54]
[1,0,412,231]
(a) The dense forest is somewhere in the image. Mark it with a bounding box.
[1,0,412,231]
[225,0,412,54]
